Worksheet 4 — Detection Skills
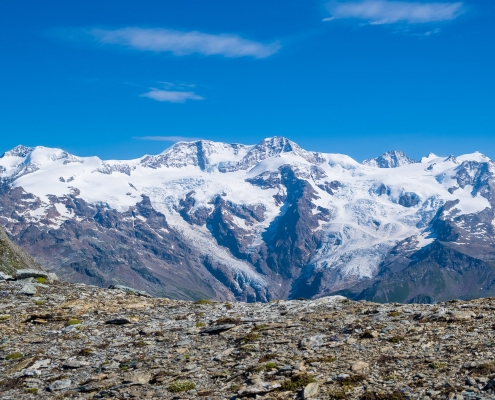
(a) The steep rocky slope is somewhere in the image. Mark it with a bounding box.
[2,279,495,399]
[1,137,495,302]
[0,226,42,276]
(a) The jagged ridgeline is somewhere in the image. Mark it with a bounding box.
[1,137,495,302]
[0,226,42,275]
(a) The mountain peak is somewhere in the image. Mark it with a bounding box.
[1,145,34,159]
[363,150,417,168]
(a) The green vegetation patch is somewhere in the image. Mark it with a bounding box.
[5,352,23,360]
[214,317,242,325]
[25,388,38,394]
[259,353,278,363]
[340,374,366,387]
[0,315,11,321]
[241,333,261,342]
[196,321,206,328]
[388,335,404,344]
[430,362,446,370]
[280,373,316,391]
[65,319,81,326]
[254,362,278,372]
[472,362,495,375]
[194,299,213,305]
[168,380,196,393]
[328,387,348,399]
[306,356,337,363]
[34,277,47,284]
[360,390,408,400]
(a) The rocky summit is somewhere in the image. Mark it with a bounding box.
[2,279,495,399]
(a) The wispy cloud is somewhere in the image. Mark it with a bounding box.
[88,28,280,58]
[140,89,204,103]
[325,1,465,25]
[134,136,203,142]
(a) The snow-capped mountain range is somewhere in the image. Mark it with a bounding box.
[1,136,495,303]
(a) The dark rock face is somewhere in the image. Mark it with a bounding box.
[176,164,331,298]
[399,192,421,208]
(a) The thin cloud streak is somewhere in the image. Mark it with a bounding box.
[326,0,465,24]
[134,136,204,142]
[140,89,204,103]
[90,28,280,58]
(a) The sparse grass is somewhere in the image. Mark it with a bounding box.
[259,353,278,363]
[241,333,261,342]
[0,315,10,321]
[360,390,407,400]
[214,317,242,325]
[240,344,257,352]
[429,362,446,370]
[388,311,401,317]
[168,380,196,393]
[280,373,316,391]
[472,362,495,375]
[194,299,213,305]
[196,321,206,328]
[306,356,337,363]
[34,277,46,284]
[230,384,242,392]
[254,362,278,372]
[25,388,38,394]
[225,302,233,310]
[253,324,270,331]
[35,300,43,305]
[328,387,348,399]
[341,299,351,304]
[65,319,81,326]
[5,352,23,360]
[340,374,366,387]
[388,335,404,344]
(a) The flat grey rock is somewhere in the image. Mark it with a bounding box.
[108,284,152,298]
[15,269,48,280]
[48,379,72,391]
[20,283,37,295]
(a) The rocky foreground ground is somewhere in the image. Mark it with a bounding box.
[1,277,495,399]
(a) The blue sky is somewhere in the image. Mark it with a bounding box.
[1,0,494,161]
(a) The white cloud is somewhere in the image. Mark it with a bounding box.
[140,89,204,103]
[134,136,203,142]
[90,28,280,58]
[326,1,465,24]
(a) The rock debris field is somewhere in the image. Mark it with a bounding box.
[2,277,495,399]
